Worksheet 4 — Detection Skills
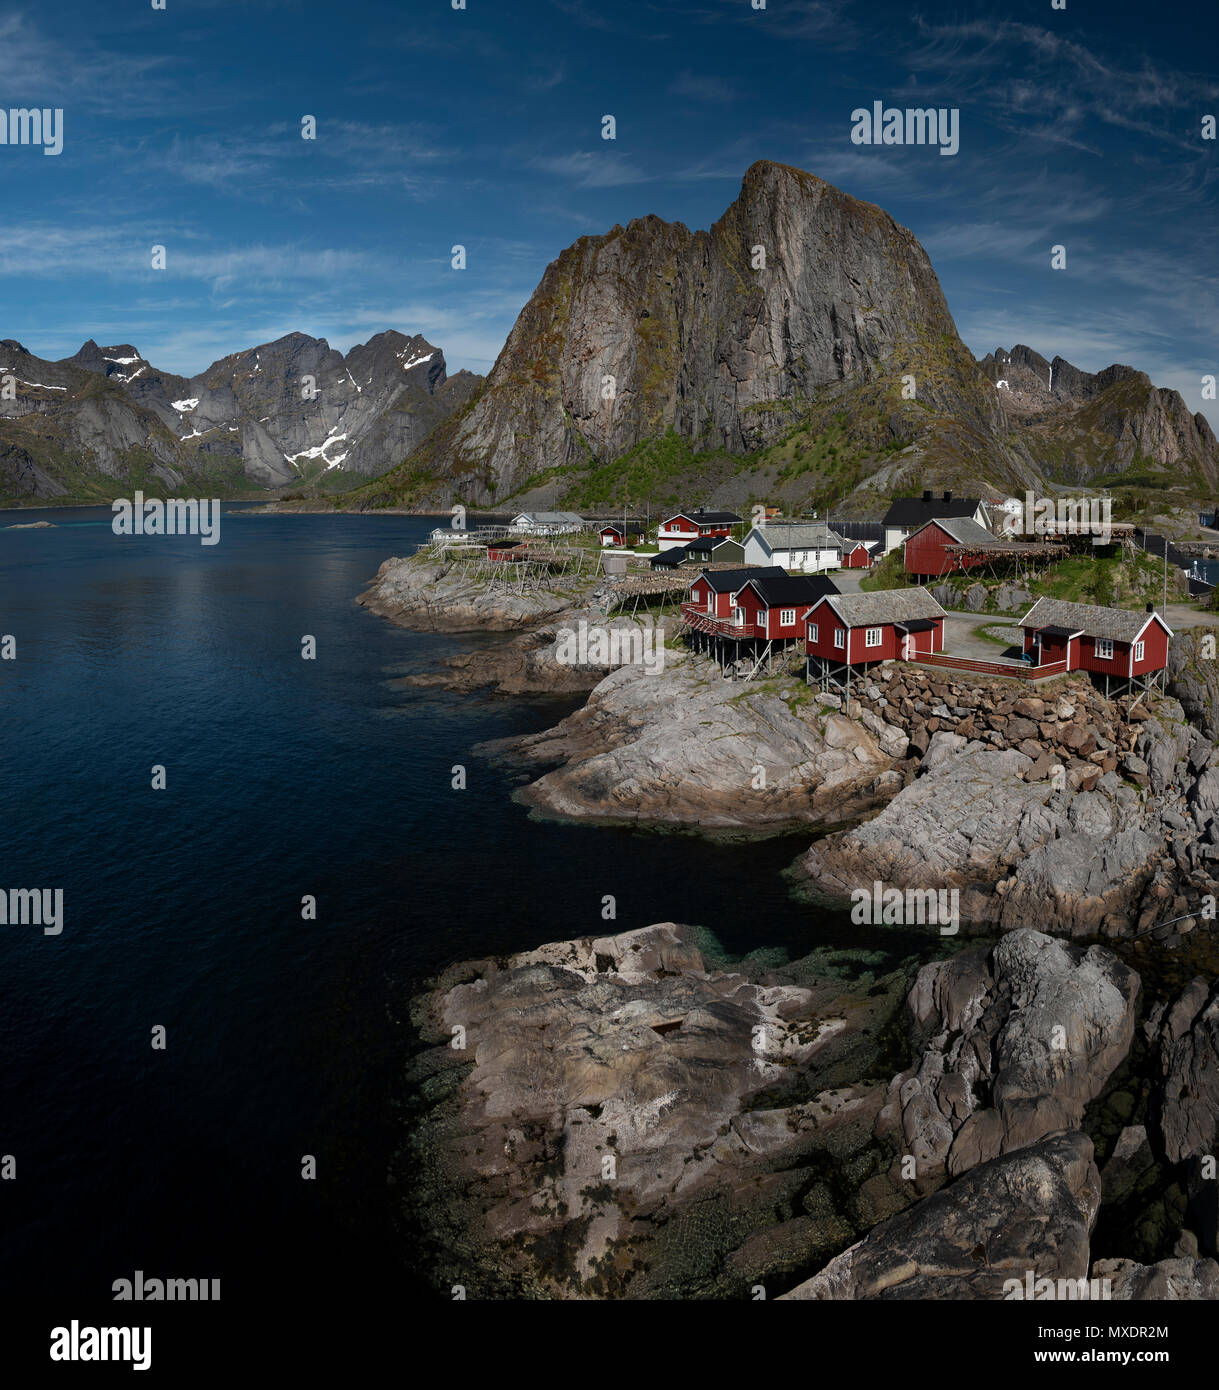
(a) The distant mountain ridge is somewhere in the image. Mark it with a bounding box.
[5,161,1214,511]
[0,331,482,503]
[356,160,1218,513]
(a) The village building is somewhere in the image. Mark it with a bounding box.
[681,567,838,679]
[834,520,885,547]
[683,535,746,566]
[509,511,585,535]
[902,515,1035,579]
[842,539,881,569]
[598,523,637,547]
[742,521,846,573]
[650,548,689,571]
[881,491,988,554]
[486,539,527,562]
[657,508,742,550]
[805,587,947,695]
[1017,597,1171,697]
[684,566,783,621]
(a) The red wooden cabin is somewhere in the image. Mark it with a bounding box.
[1018,597,1171,692]
[842,541,876,569]
[904,517,1000,579]
[805,588,947,665]
[729,573,840,642]
[658,508,742,550]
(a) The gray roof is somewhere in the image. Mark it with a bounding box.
[812,587,947,627]
[914,516,999,546]
[751,522,846,550]
[1019,597,1172,643]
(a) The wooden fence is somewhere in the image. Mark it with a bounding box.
[915,652,1069,680]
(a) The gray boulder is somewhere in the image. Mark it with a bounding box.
[885,930,1139,1179]
[1092,1256,1219,1300]
[779,1130,1100,1299]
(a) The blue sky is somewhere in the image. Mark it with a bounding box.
[2,0,1216,424]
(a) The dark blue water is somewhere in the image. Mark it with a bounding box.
[0,506,935,1327]
[1189,557,1219,588]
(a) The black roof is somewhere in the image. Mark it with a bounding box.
[894,617,938,633]
[1038,624,1080,639]
[832,521,884,542]
[686,536,742,553]
[743,573,841,605]
[699,566,784,592]
[882,496,982,527]
[651,550,687,568]
[667,509,742,524]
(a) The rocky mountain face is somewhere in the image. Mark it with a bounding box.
[0,331,481,503]
[376,160,1012,506]
[362,160,1217,511]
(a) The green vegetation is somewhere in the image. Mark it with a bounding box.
[974,622,1022,647]
[858,549,909,592]
[560,431,721,511]
[1034,552,1173,607]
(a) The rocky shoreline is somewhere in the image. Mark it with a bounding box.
[364,550,1219,935]
[401,921,1219,1299]
[367,551,1219,1298]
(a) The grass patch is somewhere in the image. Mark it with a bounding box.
[859,549,910,592]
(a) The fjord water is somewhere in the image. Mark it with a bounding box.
[0,508,926,1309]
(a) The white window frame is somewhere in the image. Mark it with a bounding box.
[780,608,796,626]
[1133,640,1144,663]
[808,623,819,644]
[732,606,745,627]
[756,607,768,628]
[834,627,845,649]
[1095,636,1114,660]
[865,626,883,648]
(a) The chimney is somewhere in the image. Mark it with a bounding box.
[1146,602,1155,613]
[922,489,932,502]
[943,490,953,502]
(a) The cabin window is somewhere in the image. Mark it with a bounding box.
[834,628,845,649]
[1096,637,1114,660]
[808,623,819,644]
[780,608,796,626]
[756,608,768,627]
[865,627,882,648]
[1134,640,1145,663]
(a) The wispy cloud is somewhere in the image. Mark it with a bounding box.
[670,70,737,103]
[530,151,652,188]
[0,12,176,112]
